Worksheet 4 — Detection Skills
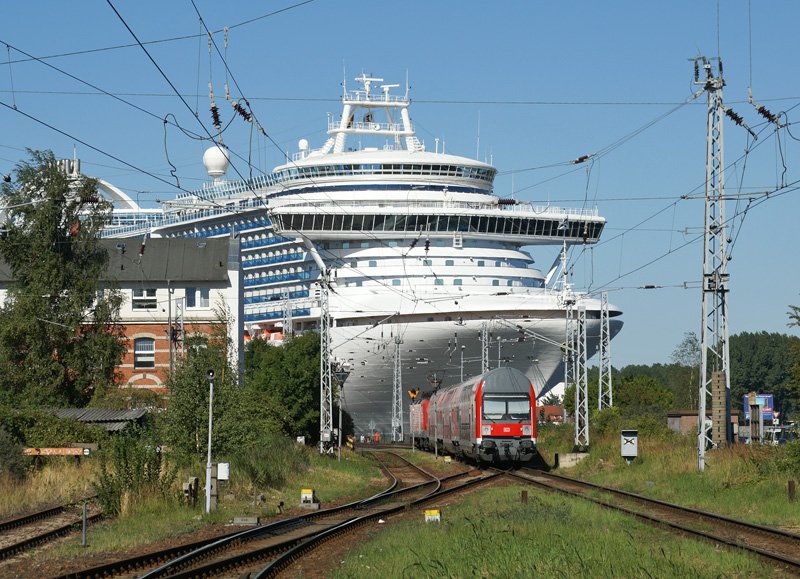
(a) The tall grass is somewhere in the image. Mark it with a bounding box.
[332,485,769,578]
[539,423,800,526]
[0,459,96,517]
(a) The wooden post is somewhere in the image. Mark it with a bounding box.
[789,480,796,503]
[521,490,528,504]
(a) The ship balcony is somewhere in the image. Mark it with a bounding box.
[242,251,305,269]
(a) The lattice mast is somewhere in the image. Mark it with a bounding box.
[318,275,334,453]
[392,335,404,442]
[575,306,589,450]
[598,291,613,409]
[480,322,490,373]
[695,57,732,472]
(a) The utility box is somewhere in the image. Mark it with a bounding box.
[300,488,319,510]
[621,430,638,463]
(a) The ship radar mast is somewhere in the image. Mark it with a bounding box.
[328,74,424,154]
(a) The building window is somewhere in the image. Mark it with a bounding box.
[186,288,210,308]
[132,288,157,310]
[133,337,155,368]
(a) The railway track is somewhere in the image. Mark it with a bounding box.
[508,468,800,573]
[61,451,492,578]
[0,497,101,560]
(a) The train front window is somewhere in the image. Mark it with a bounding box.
[482,394,530,420]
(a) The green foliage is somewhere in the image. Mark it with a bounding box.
[729,331,799,418]
[246,332,321,441]
[93,427,177,516]
[0,150,126,407]
[0,428,27,481]
[157,337,282,464]
[0,404,106,447]
[231,435,311,492]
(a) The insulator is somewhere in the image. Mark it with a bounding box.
[210,104,221,130]
[233,101,252,122]
[725,109,744,126]
[756,105,778,124]
[497,198,516,205]
[572,155,590,164]
[694,61,699,81]
[424,239,430,252]
[409,239,418,249]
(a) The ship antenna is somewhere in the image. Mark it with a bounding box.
[405,70,409,100]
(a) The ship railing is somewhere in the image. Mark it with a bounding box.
[272,199,599,218]
[327,120,409,133]
[343,90,407,104]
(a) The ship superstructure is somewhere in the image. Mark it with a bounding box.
[102,74,623,434]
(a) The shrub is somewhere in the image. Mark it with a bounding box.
[0,428,27,481]
[230,435,311,493]
[93,427,177,516]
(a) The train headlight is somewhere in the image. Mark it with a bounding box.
[481,425,492,436]
[522,425,532,436]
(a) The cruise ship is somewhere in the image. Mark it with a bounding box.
[102,74,623,436]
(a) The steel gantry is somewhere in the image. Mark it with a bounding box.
[694,57,732,472]
[480,321,490,373]
[598,291,613,409]
[574,306,589,451]
[317,276,334,453]
[392,334,404,442]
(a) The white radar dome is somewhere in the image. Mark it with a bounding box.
[298,138,309,151]
[202,144,230,179]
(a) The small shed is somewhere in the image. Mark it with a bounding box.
[51,408,148,433]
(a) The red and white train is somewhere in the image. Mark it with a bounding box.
[409,367,537,464]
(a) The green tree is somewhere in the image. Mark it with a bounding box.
[157,335,282,462]
[0,150,125,406]
[729,332,799,419]
[669,331,700,409]
[246,332,321,441]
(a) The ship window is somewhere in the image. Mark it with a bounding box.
[445,260,454,266]
[350,261,357,268]
[388,240,398,247]
[360,241,369,248]
[332,216,343,231]
[342,241,350,249]
[453,279,462,286]
[321,215,333,230]
[492,280,500,286]
[495,261,502,267]
[351,215,364,231]
[369,260,377,267]
[477,260,485,267]
[423,259,432,266]
[392,279,401,286]
[435,279,444,286]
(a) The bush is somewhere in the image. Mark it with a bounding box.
[231,435,311,493]
[0,428,27,481]
[93,427,177,516]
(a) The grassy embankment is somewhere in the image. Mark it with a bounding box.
[331,426,800,577]
[1,446,383,561]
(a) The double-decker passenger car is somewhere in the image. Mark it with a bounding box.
[409,366,536,464]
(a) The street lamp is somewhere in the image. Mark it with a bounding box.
[460,345,466,381]
[205,369,215,514]
[334,364,351,462]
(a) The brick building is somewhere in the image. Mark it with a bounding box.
[0,237,243,394]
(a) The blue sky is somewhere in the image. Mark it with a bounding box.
[2,1,799,367]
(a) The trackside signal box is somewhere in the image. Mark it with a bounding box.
[621,430,638,464]
[300,488,319,510]
[424,509,441,523]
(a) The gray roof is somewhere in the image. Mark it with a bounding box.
[0,237,236,285]
[103,237,233,283]
[51,407,148,432]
